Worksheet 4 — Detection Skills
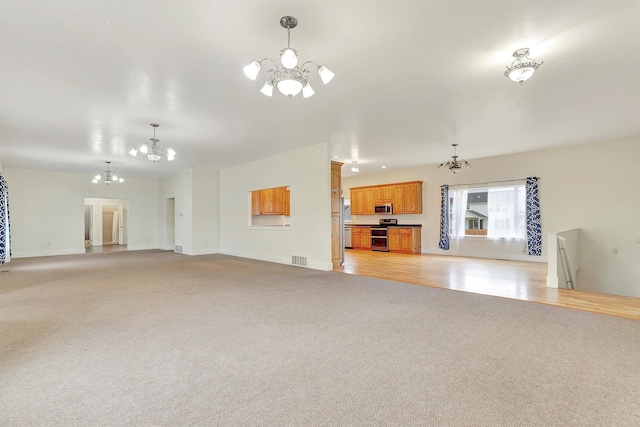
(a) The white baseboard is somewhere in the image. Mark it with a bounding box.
[13,248,86,258]
[426,249,547,263]
[220,249,332,271]
[126,244,161,251]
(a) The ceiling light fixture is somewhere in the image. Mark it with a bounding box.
[350,161,360,173]
[504,48,543,84]
[129,123,176,162]
[243,16,335,98]
[92,161,124,184]
[438,144,471,174]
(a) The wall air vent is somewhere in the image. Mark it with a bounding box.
[291,255,307,267]
[174,245,183,253]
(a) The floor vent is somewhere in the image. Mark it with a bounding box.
[291,255,307,267]
[174,245,183,253]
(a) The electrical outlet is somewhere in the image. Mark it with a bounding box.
[612,248,618,255]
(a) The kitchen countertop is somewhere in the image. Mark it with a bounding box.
[345,223,422,228]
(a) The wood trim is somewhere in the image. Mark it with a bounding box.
[349,180,423,191]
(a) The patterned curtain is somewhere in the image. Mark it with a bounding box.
[0,173,11,264]
[525,177,541,256]
[438,185,450,250]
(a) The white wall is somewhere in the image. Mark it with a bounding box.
[191,169,219,255]
[159,170,194,253]
[4,168,160,257]
[159,168,219,255]
[343,137,640,298]
[219,142,333,271]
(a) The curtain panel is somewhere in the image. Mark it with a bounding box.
[525,177,542,256]
[0,173,11,264]
[438,185,449,250]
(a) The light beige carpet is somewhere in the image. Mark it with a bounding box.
[1,250,639,426]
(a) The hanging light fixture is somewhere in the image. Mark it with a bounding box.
[92,161,124,184]
[504,48,543,84]
[438,144,472,174]
[243,16,335,98]
[350,160,360,172]
[129,123,176,162]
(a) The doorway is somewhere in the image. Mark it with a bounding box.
[84,198,128,251]
[166,198,175,250]
[84,205,93,247]
[102,205,121,246]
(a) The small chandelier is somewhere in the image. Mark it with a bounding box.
[129,123,176,162]
[350,160,360,173]
[243,16,335,98]
[504,48,543,84]
[92,161,124,184]
[438,144,472,174]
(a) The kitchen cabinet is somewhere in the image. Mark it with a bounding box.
[351,188,365,215]
[274,186,287,215]
[388,227,421,253]
[349,227,371,250]
[252,186,290,215]
[392,185,405,214]
[374,187,384,205]
[404,182,422,214]
[400,228,413,252]
[349,181,422,215]
[388,228,401,251]
[350,226,419,253]
[251,191,261,216]
[364,188,375,215]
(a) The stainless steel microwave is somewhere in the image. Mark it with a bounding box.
[374,203,393,214]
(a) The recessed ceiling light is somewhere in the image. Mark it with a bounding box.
[381,165,387,168]
[332,155,339,159]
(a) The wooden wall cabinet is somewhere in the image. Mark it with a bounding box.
[364,188,375,215]
[252,186,290,215]
[350,181,422,215]
[404,182,422,214]
[251,191,261,216]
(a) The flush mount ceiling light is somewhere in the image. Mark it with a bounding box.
[350,160,360,172]
[129,123,176,162]
[243,16,335,98]
[438,144,472,174]
[92,161,124,184]
[504,48,543,84]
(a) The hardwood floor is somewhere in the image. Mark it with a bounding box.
[334,250,640,321]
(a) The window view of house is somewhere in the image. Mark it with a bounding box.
[449,184,526,239]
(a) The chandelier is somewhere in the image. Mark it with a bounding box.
[350,161,360,173]
[438,144,472,174]
[92,161,124,184]
[243,16,335,98]
[129,123,176,162]
[504,48,543,84]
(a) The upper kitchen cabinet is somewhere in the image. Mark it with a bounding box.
[252,186,290,215]
[403,182,422,214]
[350,181,423,215]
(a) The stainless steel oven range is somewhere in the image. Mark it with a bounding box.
[370,218,398,252]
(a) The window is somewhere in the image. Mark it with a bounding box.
[249,186,291,226]
[449,183,525,239]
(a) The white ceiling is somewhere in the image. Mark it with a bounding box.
[1,0,639,179]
